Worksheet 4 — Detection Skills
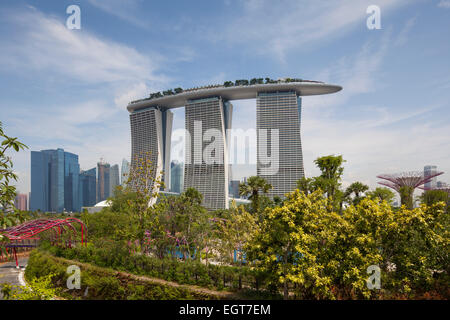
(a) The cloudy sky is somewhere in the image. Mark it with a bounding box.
[0,0,449,195]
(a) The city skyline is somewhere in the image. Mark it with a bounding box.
[1,0,449,195]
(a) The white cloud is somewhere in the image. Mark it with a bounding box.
[88,0,150,29]
[395,16,417,46]
[438,1,450,8]
[114,82,150,109]
[0,6,171,194]
[220,0,413,61]
[298,32,450,190]
[0,6,160,84]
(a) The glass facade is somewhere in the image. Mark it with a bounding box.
[30,148,78,213]
[79,167,97,207]
[97,162,110,202]
[170,160,184,193]
[64,152,80,212]
[109,164,120,196]
[256,92,304,198]
[121,159,130,186]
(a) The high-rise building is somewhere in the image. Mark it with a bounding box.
[14,193,27,211]
[30,148,79,213]
[64,152,80,212]
[127,79,341,209]
[97,160,110,202]
[424,165,438,190]
[121,159,130,186]
[184,97,232,210]
[437,181,446,188]
[110,164,120,196]
[256,92,304,199]
[130,107,173,203]
[79,168,96,207]
[229,180,240,198]
[170,160,184,193]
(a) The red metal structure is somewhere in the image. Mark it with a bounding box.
[377,171,444,192]
[0,218,87,267]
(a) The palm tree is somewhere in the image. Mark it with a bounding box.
[344,181,369,206]
[239,176,272,214]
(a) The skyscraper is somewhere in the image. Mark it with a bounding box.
[110,164,120,196]
[14,193,27,211]
[184,97,232,209]
[79,168,96,207]
[64,152,80,212]
[229,180,240,198]
[97,160,110,202]
[121,159,130,186]
[129,107,173,201]
[256,92,304,199]
[30,148,79,213]
[170,160,184,193]
[424,165,438,190]
[127,79,341,209]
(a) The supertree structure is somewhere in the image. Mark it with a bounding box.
[377,171,444,192]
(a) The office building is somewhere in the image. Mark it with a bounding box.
[30,148,79,213]
[424,165,438,190]
[97,160,110,202]
[79,168,96,207]
[170,160,184,193]
[121,159,130,186]
[64,152,80,212]
[229,180,240,198]
[110,164,120,196]
[14,193,27,211]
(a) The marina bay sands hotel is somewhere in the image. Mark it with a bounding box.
[127,79,342,210]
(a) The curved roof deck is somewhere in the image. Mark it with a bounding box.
[127,81,342,112]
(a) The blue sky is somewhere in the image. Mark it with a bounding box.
[0,0,449,196]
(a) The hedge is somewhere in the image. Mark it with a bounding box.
[26,250,237,300]
[39,241,278,298]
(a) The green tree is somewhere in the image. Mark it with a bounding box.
[122,152,163,249]
[311,155,346,211]
[215,202,257,265]
[420,189,449,207]
[239,176,272,216]
[0,121,28,237]
[344,181,369,206]
[296,177,314,195]
[366,187,396,205]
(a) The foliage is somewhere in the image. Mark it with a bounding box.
[420,190,449,211]
[1,273,58,300]
[399,185,414,209]
[344,181,369,206]
[35,244,277,298]
[214,201,258,265]
[239,176,272,218]
[122,152,163,248]
[0,121,28,242]
[246,189,450,300]
[366,187,396,205]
